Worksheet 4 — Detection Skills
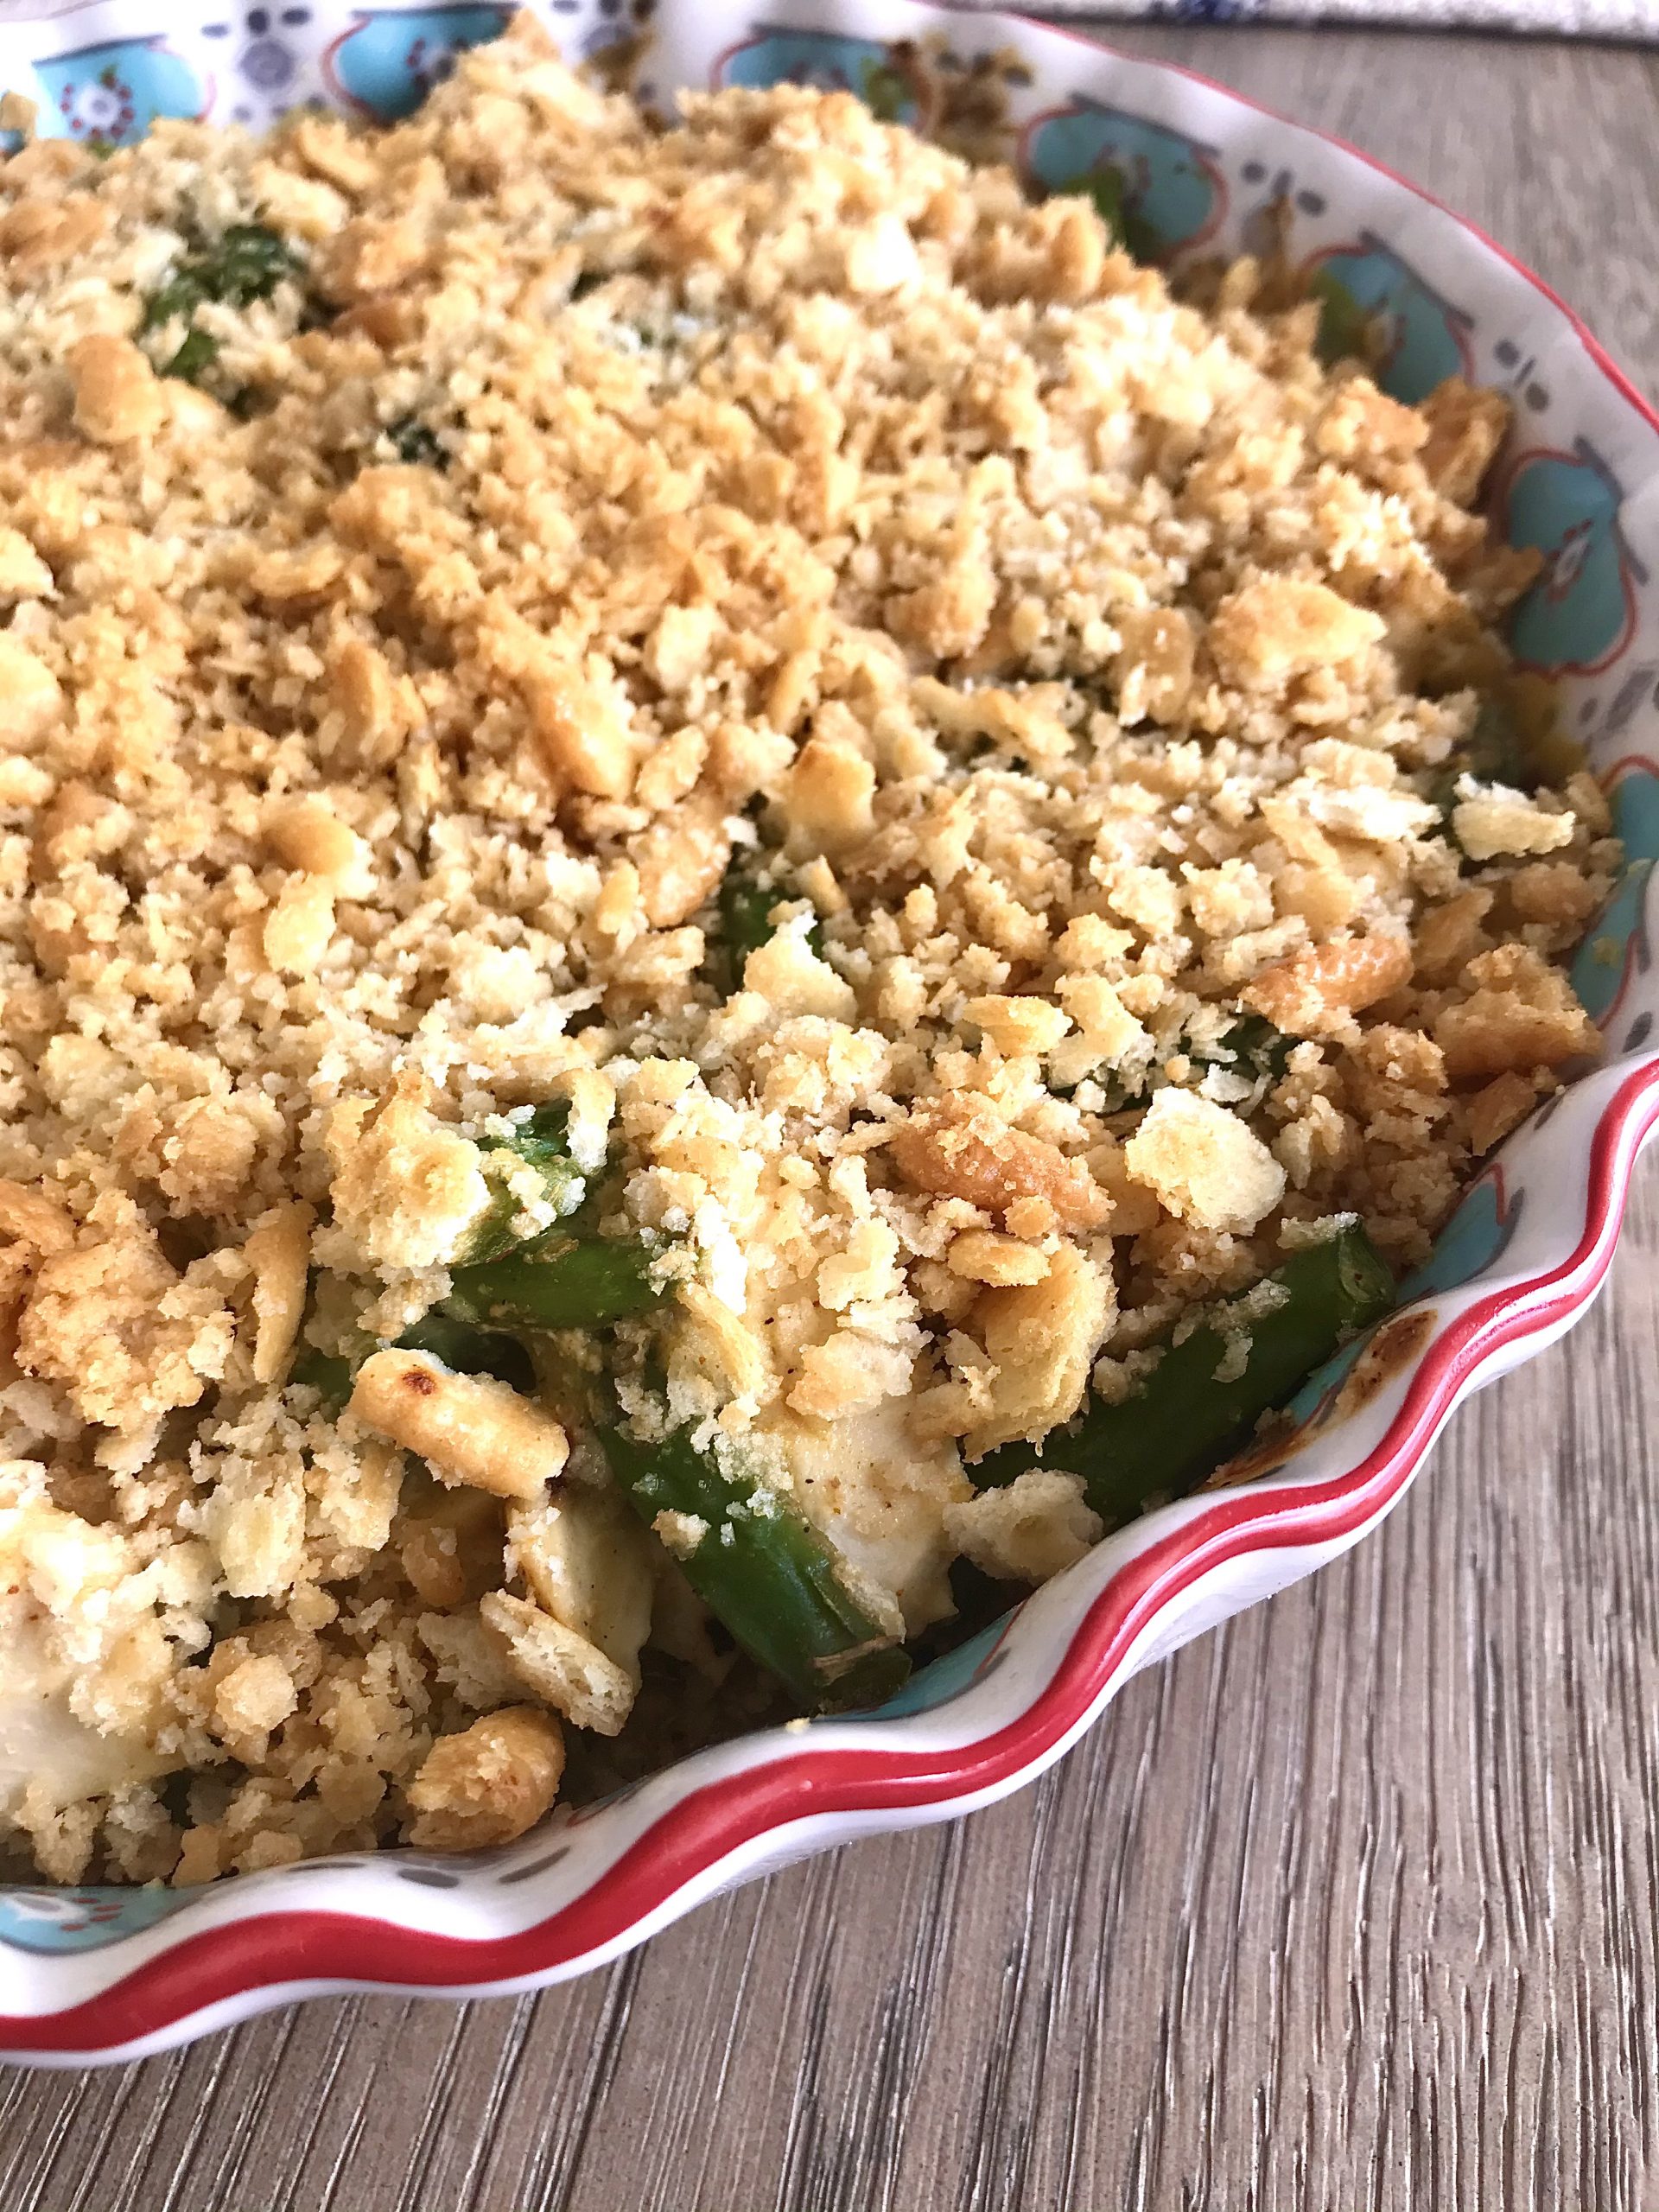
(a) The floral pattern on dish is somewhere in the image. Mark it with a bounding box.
[1018,96,1224,261]
[27,38,206,149]
[323,4,513,118]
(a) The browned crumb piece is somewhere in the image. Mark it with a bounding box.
[404,1706,565,1849]
[1123,1090,1287,1234]
[958,1244,1113,1455]
[887,1100,1111,1230]
[480,1590,635,1737]
[1207,579,1385,691]
[1465,1070,1544,1154]
[1243,933,1414,1038]
[349,1351,568,1500]
[17,1211,231,1436]
[67,334,166,447]
[1418,378,1511,505]
[1433,946,1599,1083]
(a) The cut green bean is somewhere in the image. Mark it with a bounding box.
[289,1344,353,1404]
[721,868,782,961]
[859,55,912,124]
[288,1314,535,1403]
[143,222,301,330]
[443,1234,666,1333]
[704,852,822,996]
[161,326,221,385]
[1311,270,1375,367]
[971,1224,1395,1527]
[463,1101,591,1265]
[599,1414,909,1711]
[1080,166,1160,264]
[1201,1013,1297,1085]
[1427,700,1539,835]
[1087,1013,1295,1111]
[395,1313,537,1394]
[144,222,304,387]
[385,415,449,469]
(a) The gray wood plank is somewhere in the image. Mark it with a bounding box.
[3,26,1657,2211]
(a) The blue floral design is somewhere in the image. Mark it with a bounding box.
[1503,441,1643,677]
[324,4,512,119]
[1570,765,1659,1025]
[0,1885,191,1955]
[28,39,203,148]
[1399,1173,1521,1301]
[1021,97,1223,260]
[713,29,925,128]
[200,6,318,123]
[1279,1331,1371,1426]
[863,1614,1013,1720]
[1303,234,1472,404]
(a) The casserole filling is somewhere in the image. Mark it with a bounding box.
[0,20,1614,1881]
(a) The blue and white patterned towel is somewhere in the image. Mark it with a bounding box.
[982,0,1654,34]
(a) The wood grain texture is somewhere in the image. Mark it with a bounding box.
[4,27,1659,2209]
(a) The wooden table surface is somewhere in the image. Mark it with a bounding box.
[4,23,1657,2210]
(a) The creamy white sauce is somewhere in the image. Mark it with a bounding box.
[760,1395,969,1634]
[1,1490,168,1822]
[0,1604,162,1815]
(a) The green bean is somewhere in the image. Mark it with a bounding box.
[288,1344,353,1405]
[1310,270,1375,367]
[143,222,301,330]
[1427,700,1540,836]
[200,220,302,302]
[704,852,822,996]
[406,1116,663,1332]
[1465,701,1535,785]
[394,1313,536,1394]
[911,1557,1019,1656]
[443,1234,666,1333]
[859,56,911,125]
[1088,1013,1295,1111]
[1200,1013,1297,1085]
[160,326,221,385]
[971,1224,1395,1527]
[1081,166,1160,263]
[385,415,448,469]
[598,1414,910,1711]
[463,1101,590,1265]
[287,1099,644,1391]
[721,869,783,961]
[288,1315,534,1404]
[143,222,304,388]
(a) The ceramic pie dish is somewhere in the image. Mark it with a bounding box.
[0,0,1655,2065]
